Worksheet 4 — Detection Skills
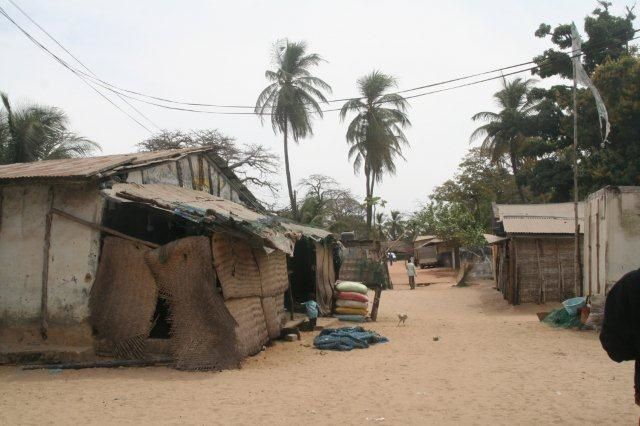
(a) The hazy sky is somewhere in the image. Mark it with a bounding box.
[1,1,635,213]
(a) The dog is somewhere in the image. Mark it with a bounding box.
[397,313,408,326]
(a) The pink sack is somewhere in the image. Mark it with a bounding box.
[337,291,369,303]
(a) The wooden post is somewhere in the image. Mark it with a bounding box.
[513,238,519,305]
[370,285,383,322]
[40,187,54,340]
[596,208,601,294]
[51,208,159,248]
[535,239,546,304]
[572,53,582,297]
[587,201,592,296]
[555,240,564,298]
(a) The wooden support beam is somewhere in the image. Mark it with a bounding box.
[51,208,159,249]
[370,285,383,322]
[40,187,54,340]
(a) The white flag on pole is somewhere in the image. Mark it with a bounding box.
[571,22,610,143]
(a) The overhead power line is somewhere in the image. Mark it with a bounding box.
[1,3,637,118]
[0,3,156,132]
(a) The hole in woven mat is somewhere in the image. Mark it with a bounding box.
[149,297,172,339]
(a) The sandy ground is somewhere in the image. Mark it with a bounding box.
[1,264,637,425]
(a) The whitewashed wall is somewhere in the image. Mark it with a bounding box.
[583,186,640,296]
[0,183,102,342]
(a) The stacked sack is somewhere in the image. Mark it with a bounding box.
[333,281,369,322]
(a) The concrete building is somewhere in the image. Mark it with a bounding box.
[583,186,640,297]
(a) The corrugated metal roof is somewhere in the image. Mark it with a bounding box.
[0,147,210,181]
[414,235,436,243]
[103,183,294,254]
[0,154,135,180]
[102,183,333,254]
[494,202,584,220]
[502,215,583,234]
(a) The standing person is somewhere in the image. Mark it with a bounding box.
[406,258,417,290]
[600,269,640,407]
[387,251,394,266]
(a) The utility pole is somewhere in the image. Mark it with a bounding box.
[572,48,581,297]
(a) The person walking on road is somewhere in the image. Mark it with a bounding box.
[406,258,417,290]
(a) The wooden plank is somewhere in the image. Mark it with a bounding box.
[197,154,205,192]
[40,187,54,340]
[175,160,184,187]
[555,240,564,298]
[51,208,159,249]
[187,156,196,190]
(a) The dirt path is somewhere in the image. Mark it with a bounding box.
[1,264,636,425]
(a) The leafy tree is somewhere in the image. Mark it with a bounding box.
[431,148,520,229]
[255,40,332,219]
[295,174,367,235]
[138,129,280,193]
[0,93,99,164]
[524,5,639,197]
[470,77,538,201]
[407,201,485,248]
[340,71,410,234]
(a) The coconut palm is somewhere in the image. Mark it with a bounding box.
[0,93,99,164]
[340,71,410,234]
[385,210,404,240]
[469,77,538,201]
[255,40,332,219]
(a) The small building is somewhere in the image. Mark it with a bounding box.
[413,235,459,269]
[582,186,640,297]
[489,202,584,305]
[0,148,335,368]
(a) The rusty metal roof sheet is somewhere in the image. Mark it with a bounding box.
[502,215,583,235]
[102,183,334,254]
[494,202,584,220]
[483,234,508,244]
[0,147,210,181]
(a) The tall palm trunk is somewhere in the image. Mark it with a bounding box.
[509,146,526,202]
[283,120,298,219]
[365,167,372,235]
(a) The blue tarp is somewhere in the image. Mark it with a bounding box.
[313,326,389,351]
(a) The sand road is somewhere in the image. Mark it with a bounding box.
[0,263,636,425]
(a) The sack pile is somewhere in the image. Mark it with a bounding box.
[334,281,369,322]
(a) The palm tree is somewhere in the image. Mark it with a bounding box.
[0,93,99,164]
[385,210,404,240]
[255,40,332,219]
[340,71,410,234]
[469,77,538,201]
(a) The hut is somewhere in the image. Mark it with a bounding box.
[413,235,458,269]
[0,148,335,368]
[489,202,584,305]
[582,186,640,297]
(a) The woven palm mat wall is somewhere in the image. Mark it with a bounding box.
[211,233,262,299]
[145,236,242,371]
[89,237,157,359]
[314,242,334,314]
[254,249,289,297]
[261,294,286,339]
[225,297,270,357]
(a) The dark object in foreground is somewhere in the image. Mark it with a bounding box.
[313,326,388,351]
[599,269,640,406]
[22,358,172,370]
